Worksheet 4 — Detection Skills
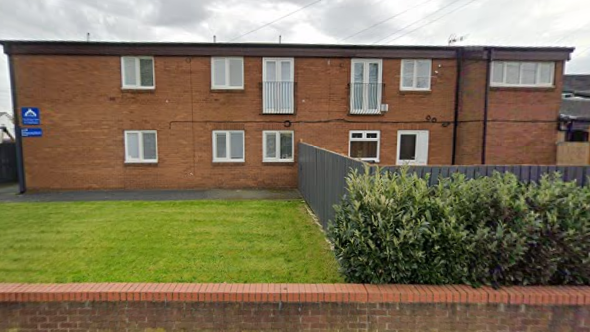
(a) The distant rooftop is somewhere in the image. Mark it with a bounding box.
[563,75,590,94]
[560,98,590,120]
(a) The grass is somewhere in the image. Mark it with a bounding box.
[0,200,342,283]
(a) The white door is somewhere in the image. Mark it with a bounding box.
[396,130,429,165]
[263,58,294,114]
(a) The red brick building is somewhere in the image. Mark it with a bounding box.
[1,41,573,191]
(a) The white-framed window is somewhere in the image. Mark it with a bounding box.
[211,57,244,89]
[400,59,432,91]
[263,58,295,114]
[121,56,155,89]
[491,61,554,87]
[349,131,380,162]
[212,130,245,162]
[124,130,158,163]
[263,131,294,162]
[396,130,429,165]
[350,59,383,115]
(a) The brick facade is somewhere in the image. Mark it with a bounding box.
[3,42,572,190]
[1,283,588,331]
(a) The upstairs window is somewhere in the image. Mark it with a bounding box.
[491,61,554,87]
[124,130,158,163]
[350,59,383,115]
[211,57,244,89]
[400,59,432,91]
[213,130,245,162]
[349,131,380,162]
[121,56,155,89]
[263,58,295,114]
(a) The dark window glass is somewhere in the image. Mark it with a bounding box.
[567,131,589,142]
[350,141,377,159]
[399,134,417,160]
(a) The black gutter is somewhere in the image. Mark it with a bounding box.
[481,47,492,165]
[451,48,463,165]
[7,50,26,193]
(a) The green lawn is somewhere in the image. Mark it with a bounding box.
[0,200,342,283]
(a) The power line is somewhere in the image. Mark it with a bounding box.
[554,22,590,44]
[228,0,322,42]
[338,0,438,42]
[371,0,468,45]
[575,45,590,57]
[384,0,480,44]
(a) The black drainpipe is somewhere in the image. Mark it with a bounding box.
[481,47,492,165]
[7,49,26,194]
[451,48,463,165]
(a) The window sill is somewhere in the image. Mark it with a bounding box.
[124,162,158,167]
[212,162,246,166]
[348,111,383,116]
[399,89,432,95]
[210,88,245,93]
[490,86,555,92]
[261,112,296,115]
[263,161,295,166]
[121,88,155,93]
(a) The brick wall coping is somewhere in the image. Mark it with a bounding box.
[0,284,588,305]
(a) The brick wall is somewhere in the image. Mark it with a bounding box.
[12,54,565,190]
[1,284,588,331]
[455,60,564,165]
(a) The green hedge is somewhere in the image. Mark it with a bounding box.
[328,167,590,286]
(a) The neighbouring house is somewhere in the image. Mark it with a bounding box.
[0,41,573,191]
[0,112,14,142]
[562,74,590,99]
[557,97,590,165]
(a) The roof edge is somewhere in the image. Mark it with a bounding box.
[0,40,575,60]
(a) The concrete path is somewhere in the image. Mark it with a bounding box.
[0,183,301,203]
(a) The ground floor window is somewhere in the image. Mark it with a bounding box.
[213,130,245,162]
[566,130,589,142]
[396,130,429,165]
[124,130,158,163]
[349,131,380,162]
[263,131,294,162]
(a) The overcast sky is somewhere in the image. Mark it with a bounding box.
[0,0,589,113]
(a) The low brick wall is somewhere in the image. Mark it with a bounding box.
[1,284,588,331]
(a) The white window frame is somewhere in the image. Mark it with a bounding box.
[262,131,294,162]
[348,130,380,162]
[124,130,158,163]
[400,59,432,91]
[262,58,295,114]
[396,130,429,166]
[212,130,245,162]
[120,56,155,90]
[490,61,555,88]
[211,57,244,90]
[350,59,383,115]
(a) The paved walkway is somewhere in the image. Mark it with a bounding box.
[0,183,301,202]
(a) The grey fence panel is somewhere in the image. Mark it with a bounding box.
[298,143,590,229]
[0,143,17,183]
[298,143,365,230]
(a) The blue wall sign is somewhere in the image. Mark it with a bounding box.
[21,107,40,125]
[22,128,43,137]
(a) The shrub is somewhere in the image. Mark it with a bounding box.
[328,167,590,286]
